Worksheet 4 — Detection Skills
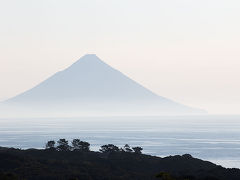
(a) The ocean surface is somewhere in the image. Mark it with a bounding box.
[0,115,240,168]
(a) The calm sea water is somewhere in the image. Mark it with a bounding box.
[0,115,240,168]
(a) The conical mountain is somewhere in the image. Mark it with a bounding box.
[3,54,205,116]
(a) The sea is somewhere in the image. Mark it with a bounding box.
[0,115,240,168]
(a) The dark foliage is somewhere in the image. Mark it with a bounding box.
[99,144,120,153]
[123,144,133,152]
[0,172,18,180]
[72,139,90,152]
[156,172,175,180]
[45,140,56,150]
[132,146,143,154]
[0,140,240,180]
[56,139,70,151]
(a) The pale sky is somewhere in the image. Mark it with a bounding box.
[0,0,240,114]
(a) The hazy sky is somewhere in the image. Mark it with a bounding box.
[0,0,240,114]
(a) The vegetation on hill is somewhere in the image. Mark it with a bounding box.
[0,139,240,180]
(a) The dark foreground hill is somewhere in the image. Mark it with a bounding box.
[0,147,240,180]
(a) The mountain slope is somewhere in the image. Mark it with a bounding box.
[6,54,164,103]
[2,54,205,116]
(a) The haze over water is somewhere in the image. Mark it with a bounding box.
[1,115,240,168]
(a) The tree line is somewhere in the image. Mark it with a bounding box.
[46,139,143,154]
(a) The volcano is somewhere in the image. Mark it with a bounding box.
[2,54,205,116]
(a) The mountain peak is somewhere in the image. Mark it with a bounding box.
[68,54,107,70]
[83,53,97,57]
[78,54,102,62]
[81,54,98,60]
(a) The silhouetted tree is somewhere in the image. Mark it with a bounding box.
[72,139,81,151]
[123,144,132,152]
[99,144,119,153]
[45,140,56,150]
[79,141,90,152]
[182,154,193,159]
[72,139,90,152]
[132,147,143,154]
[57,139,70,151]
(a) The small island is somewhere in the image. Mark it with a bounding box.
[0,139,240,180]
